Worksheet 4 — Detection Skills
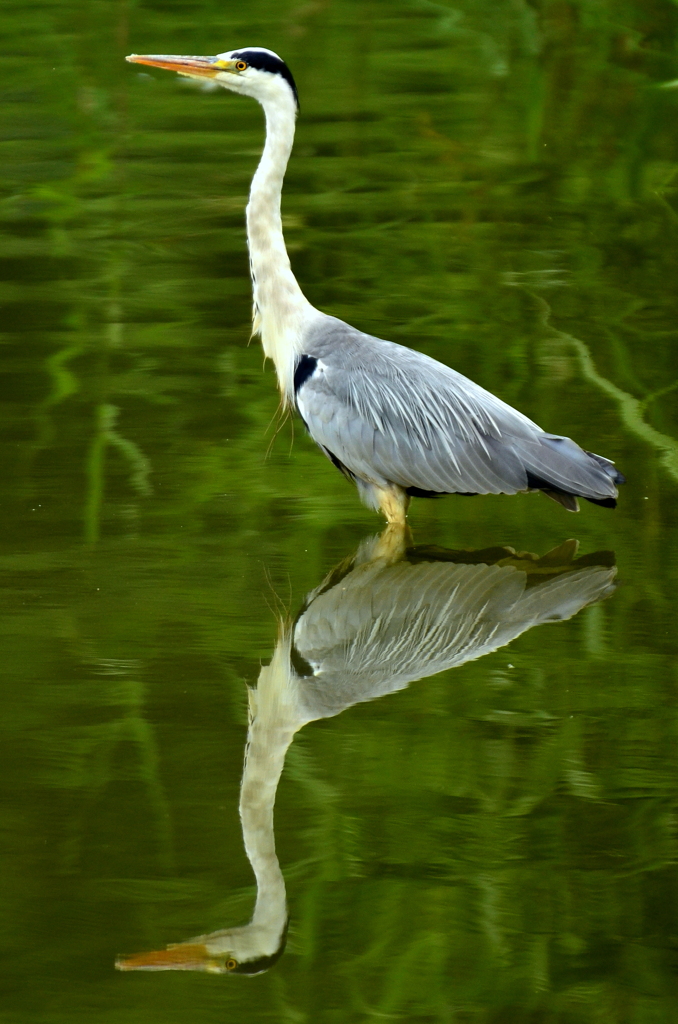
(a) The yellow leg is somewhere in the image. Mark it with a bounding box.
[369,521,413,563]
[375,484,410,526]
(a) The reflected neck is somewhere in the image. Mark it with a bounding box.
[240,723,292,932]
[239,650,305,938]
[247,91,315,401]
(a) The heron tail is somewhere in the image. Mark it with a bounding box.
[524,435,625,512]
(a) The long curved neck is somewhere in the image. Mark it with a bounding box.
[239,647,307,938]
[239,721,292,934]
[247,91,315,402]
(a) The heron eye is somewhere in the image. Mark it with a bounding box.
[235,61,247,72]
[226,958,238,970]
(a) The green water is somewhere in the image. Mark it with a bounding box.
[2,0,678,1019]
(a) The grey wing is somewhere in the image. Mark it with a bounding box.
[293,561,526,717]
[296,317,622,500]
[293,559,617,720]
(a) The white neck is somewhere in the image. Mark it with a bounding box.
[237,644,307,947]
[247,88,317,402]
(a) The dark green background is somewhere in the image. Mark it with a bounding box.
[2,0,678,1020]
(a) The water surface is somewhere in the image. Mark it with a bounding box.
[2,0,678,1020]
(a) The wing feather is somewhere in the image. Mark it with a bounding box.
[296,316,620,500]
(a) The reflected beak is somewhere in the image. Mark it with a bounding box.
[125,54,237,79]
[116,941,211,971]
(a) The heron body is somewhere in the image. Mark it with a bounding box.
[126,48,625,523]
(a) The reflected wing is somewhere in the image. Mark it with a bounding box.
[293,557,616,719]
[297,317,621,500]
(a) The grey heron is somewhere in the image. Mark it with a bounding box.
[116,531,615,975]
[125,47,625,524]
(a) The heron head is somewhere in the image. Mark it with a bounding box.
[126,47,299,109]
[116,920,289,976]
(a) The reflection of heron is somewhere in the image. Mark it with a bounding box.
[116,534,615,975]
[125,48,624,525]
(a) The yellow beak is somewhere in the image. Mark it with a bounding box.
[126,54,237,79]
[116,941,211,971]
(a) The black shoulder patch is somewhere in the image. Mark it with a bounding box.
[232,49,299,107]
[294,354,317,393]
[290,644,315,678]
